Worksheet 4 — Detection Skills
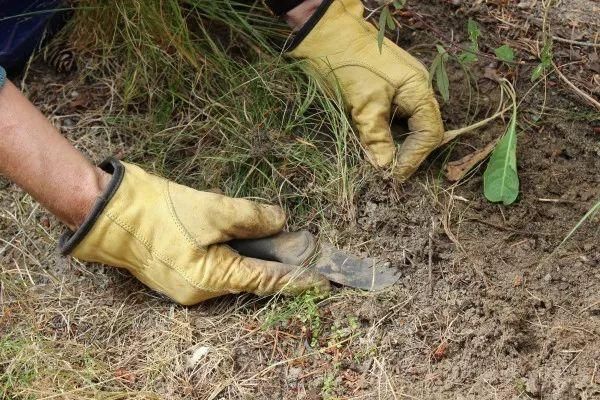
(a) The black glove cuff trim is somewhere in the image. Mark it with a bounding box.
[284,0,334,52]
[59,158,125,255]
[265,0,305,16]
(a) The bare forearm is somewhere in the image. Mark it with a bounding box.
[285,0,323,29]
[0,81,109,230]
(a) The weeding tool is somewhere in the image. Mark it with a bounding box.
[228,231,400,291]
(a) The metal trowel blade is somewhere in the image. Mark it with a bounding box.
[312,245,400,291]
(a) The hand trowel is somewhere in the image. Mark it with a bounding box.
[228,231,400,291]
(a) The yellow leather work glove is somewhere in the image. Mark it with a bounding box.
[60,159,329,305]
[287,0,445,180]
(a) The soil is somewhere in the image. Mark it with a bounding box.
[1,1,599,399]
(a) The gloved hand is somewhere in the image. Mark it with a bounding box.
[60,159,330,305]
[288,0,444,180]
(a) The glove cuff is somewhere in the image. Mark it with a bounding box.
[59,158,124,255]
[285,0,334,52]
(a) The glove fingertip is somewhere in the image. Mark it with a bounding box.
[238,256,330,297]
[368,146,395,168]
[266,269,331,297]
[282,273,331,296]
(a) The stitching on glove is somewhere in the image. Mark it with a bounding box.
[393,98,410,116]
[164,181,206,251]
[104,210,220,294]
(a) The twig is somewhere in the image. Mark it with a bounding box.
[537,198,579,204]
[552,61,600,111]
[441,106,511,146]
[552,36,600,48]
[559,350,582,377]
[428,217,435,296]
[580,300,600,314]
[441,211,462,251]
[269,328,279,362]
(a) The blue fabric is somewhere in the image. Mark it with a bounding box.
[0,65,6,88]
[0,0,67,74]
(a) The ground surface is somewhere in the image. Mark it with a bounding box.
[1,1,599,399]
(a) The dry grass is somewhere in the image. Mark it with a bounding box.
[2,0,600,399]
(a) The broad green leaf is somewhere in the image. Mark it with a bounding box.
[432,45,450,102]
[386,12,396,30]
[530,63,544,81]
[435,64,450,102]
[495,44,515,63]
[392,0,405,9]
[459,19,481,64]
[467,18,480,42]
[459,50,478,64]
[483,113,520,205]
[377,7,388,53]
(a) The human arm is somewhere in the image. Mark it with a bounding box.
[0,73,328,304]
[0,79,109,230]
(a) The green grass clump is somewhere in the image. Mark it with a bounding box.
[64,0,364,226]
[262,290,325,347]
[0,338,36,399]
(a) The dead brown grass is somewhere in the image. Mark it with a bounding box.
[2,1,600,399]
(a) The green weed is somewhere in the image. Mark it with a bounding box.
[514,378,527,394]
[321,372,338,399]
[0,338,36,399]
[531,41,553,82]
[263,291,326,347]
[459,18,481,64]
[483,80,520,205]
[532,0,555,81]
[327,316,360,349]
[494,44,516,64]
[430,45,450,102]
[376,1,405,52]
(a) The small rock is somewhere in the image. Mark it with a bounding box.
[186,345,210,369]
[543,273,552,282]
[286,367,302,387]
[517,0,535,9]
[525,373,541,397]
[459,299,474,311]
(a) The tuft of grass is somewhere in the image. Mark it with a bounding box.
[0,2,372,398]
[557,198,600,249]
[66,1,287,109]
[0,334,123,399]
[60,0,364,227]
[262,291,326,347]
[0,337,37,399]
